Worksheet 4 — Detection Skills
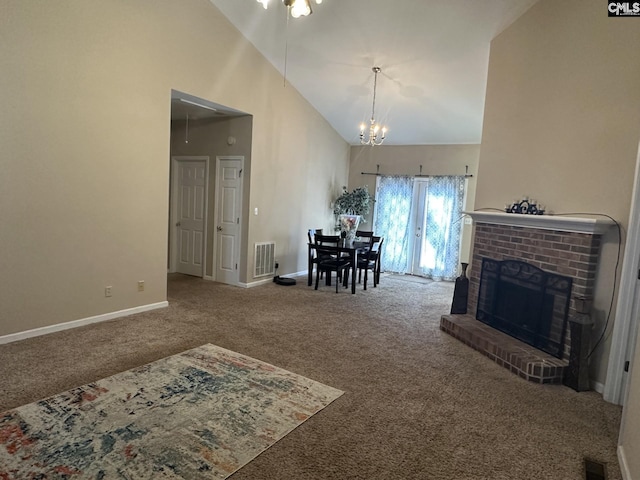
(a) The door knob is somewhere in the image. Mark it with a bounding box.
[176,222,181,227]
[217,226,223,231]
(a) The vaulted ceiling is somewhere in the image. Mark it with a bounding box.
[207,0,538,145]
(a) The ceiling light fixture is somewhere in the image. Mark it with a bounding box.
[360,67,387,146]
[257,0,324,86]
[257,0,322,18]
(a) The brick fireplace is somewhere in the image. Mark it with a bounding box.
[441,212,614,385]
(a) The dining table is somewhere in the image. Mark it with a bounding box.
[307,239,378,294]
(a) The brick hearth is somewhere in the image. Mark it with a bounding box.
[441,314,567,384]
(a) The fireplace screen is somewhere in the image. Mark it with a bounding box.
[476,258,573,359]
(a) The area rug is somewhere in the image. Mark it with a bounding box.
[0,344,343,478]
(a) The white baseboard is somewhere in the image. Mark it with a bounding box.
[619,445,632,480]
[0,301,169,345]
[591,380,605,394]
[241,270,308,288]
[241,276,284,288]
[241,277,274,288]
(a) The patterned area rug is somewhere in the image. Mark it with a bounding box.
[0,344,343,478]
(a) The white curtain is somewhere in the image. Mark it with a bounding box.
[374,175,465,280]
[416,176,466,281]
[373,176,414,273]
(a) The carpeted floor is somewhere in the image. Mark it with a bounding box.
[0,273,623,479]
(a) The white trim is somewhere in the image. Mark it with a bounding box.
[464,211,615,234]
[591,380,605,394]
[604,140,640,405]
[0,302,169,345]
[619,445,632,480]
[291,269,308,278]
[203,159,211,279]
[240,270,308,288]
[241,278,275,288]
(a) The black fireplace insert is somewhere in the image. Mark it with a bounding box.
[476,258,573,358]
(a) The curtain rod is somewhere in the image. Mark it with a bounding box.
[360,164,473,178]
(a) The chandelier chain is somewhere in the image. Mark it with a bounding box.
[370,67,378,122]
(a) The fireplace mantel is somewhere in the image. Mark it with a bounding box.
[464,211,615,235]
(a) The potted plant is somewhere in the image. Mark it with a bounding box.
[332,186,372,241]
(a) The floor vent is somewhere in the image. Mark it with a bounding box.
[254,242,276,277]
[584,458,607,480]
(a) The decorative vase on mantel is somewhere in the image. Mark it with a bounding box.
[338,214,361,244]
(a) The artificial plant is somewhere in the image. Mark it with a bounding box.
[332,186,372,219]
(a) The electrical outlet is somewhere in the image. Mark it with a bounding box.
[138,280,145,292]
[105,286,112,297]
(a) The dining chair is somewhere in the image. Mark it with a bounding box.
[313,243,351,293]
[311,233,339,281]
[307,229,325,286]
[354,231,374,262]
[374,237,384,285]
[307,228,323,243]
[358,236,383,290]
[355,230,374,240]
[314,234,343,286]
[314,233,339,244]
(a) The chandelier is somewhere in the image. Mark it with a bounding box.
[359,67,387,146]
[256,0,322,18]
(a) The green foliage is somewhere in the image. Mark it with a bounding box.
[332,185,372,217]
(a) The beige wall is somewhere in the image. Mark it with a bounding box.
[349,145,480,264]
[477,0,640,386]
[0,0,348,337]
[170,115,253,280]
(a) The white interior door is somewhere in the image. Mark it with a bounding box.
[172,159,206,277]
[215,157,243,285]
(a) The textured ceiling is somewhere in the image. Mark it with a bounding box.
[206,0,538,145]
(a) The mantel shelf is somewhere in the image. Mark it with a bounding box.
[463,211,615,235]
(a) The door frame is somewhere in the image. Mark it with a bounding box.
[169,156,210,277]
[604,140,640,406]
[409,178,427,275]
[212,155,244,286]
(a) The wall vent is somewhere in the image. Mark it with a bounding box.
[254,242,276,277]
